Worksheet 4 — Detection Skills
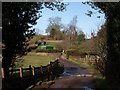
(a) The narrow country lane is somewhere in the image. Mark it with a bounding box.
[49,56,95,89]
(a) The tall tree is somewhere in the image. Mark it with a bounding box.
[2,2,66,79]
[87,2,120,88]
[46,17,63,40]
[77,30,85,45]
[63,16,78,49]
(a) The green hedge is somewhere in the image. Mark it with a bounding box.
[36,48,62,53]
[66,49,87,56]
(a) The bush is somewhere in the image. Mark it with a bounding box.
[65,49,87,57]
[36,48,62,53]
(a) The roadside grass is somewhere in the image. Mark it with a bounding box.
[14,52,55,68]
[22,52,54,68]
[68,55,95,69]
[66,55,109,89]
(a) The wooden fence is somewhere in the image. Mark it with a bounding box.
[1,60,60,80]
[1,59,63,89]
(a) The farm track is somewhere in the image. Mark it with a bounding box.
[48,56,95,89]
[33,56,95,90]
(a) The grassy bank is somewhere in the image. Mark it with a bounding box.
[15,52,55,68]
[66,55,109,89]
[63,54,95,69]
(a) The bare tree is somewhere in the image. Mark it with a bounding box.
[62,16,78,50]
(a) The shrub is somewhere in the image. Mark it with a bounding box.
[65,49,87,57]
[36,48,62,53]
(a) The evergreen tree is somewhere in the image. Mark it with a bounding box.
[2,2,66,79]
[87,2,120,88]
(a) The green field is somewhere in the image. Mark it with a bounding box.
[21,52,55,68]
[15,40,62,68]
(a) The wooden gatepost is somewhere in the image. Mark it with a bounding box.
[32,66,35,76]
[1,67,4,79]
[19,67,23,89]
[20,67,23,78]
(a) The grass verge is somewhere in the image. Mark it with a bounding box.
[15,52,55,68]
[22,53,54,68]
[68,55,95,69]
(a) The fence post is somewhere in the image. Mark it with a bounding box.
[56,60,59,77]
[56,60,59,67]
[50,62,54,80]
[47,65,50,81]
[32,66,35,76]
[29,65,32,77]
[40,65,43,74]
[19,67,23,89]
[20,67,23,78]
[40,65,43,82]
[1,68,4,79]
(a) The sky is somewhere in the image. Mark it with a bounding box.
[33,2,106,38]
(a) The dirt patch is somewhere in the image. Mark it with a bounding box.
[48,53,61,59]
[36,53,48,56]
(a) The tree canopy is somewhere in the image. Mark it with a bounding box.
[2,2,67,79]
[77,30,85,45]
[87,2,120,88]
[46,17,63,40]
